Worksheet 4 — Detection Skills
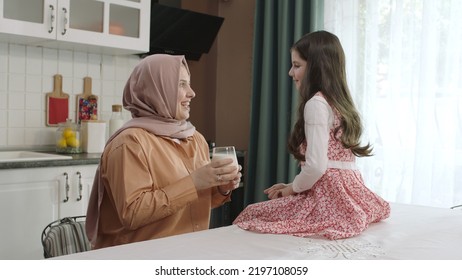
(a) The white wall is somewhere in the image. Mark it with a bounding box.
[0,42,140,149]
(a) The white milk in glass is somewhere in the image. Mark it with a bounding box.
[212,146,238,168]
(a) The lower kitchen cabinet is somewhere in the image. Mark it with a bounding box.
[0,164,97,260]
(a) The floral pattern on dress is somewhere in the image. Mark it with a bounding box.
[233,103,390,240]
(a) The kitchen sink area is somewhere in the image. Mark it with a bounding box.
[0,150,101,170]
[0,151,72,162]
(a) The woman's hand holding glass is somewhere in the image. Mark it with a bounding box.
[212,146,241,194]
[190,146,241,192]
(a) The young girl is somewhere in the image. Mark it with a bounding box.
[233,31,390,240]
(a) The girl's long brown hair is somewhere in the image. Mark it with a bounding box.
[288,31,372,161]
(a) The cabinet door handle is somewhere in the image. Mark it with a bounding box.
[76,172,82,201]
[61,7,68,35]
[63,172,69,203]
[48,5,55,33]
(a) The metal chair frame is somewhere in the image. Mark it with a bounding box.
[41,215,89,258]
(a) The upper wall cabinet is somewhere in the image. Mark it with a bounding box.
[0,0,150,55]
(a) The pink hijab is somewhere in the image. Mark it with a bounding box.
[119,54,196,140]
[86,54,195,246]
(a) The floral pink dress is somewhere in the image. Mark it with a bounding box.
[233,97,390,240]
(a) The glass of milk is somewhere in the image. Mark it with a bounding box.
[212,146,238,169]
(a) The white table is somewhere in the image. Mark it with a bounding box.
[55,203,462,260]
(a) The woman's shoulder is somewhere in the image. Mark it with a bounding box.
[192,130,207,142]
[108,127,160,148]
[111,127,206,146]
[117,127,153,139]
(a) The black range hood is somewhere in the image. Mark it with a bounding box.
[139,3,224,61]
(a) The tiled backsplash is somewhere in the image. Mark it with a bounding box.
[0,42,140,149]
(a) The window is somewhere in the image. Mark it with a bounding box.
[323,0,462,208]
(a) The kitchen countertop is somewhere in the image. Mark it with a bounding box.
[0,149,246,170]
[0,152,101,170]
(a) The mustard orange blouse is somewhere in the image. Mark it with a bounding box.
[93,128,230,249]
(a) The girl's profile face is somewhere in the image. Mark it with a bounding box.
[176,64,195,121]
[288,50,307,91]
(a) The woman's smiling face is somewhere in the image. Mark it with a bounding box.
[176,64,196,121]
[288,49,307,91]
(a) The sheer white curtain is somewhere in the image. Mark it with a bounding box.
[323,0,462,208]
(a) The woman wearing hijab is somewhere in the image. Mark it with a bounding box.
[86,54,241,249]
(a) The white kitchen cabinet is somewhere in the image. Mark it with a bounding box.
[0,164,97,260]
[0,0,150,55]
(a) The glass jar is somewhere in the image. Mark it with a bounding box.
[109,104,124,136]
[55,119,82,154]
